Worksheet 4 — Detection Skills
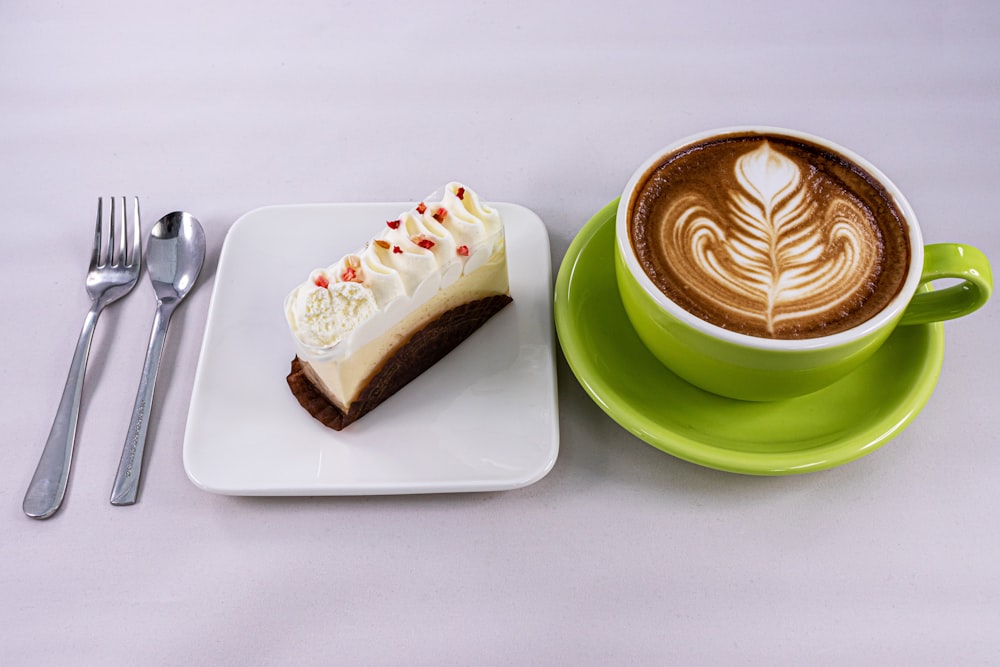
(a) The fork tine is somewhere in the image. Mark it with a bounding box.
[130,197,142,268]
[108,197,119,267]
[115,196,128,267]
[118,196,128,265]
[91,197,104,268]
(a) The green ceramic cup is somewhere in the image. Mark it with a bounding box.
[615,127,993,401]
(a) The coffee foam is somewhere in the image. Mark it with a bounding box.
[630,134,910,339]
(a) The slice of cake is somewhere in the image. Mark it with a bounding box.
[284,182,512,430]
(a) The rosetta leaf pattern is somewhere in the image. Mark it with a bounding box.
[667,141,878,335]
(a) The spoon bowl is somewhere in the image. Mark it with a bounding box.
[147,211,206,302]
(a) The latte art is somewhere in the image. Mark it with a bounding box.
[630,134,910,339]
[665,142,881,335]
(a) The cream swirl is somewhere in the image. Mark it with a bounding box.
[285,182,506,358]
[657,142,882,336]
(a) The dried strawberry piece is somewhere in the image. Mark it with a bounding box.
[417,238,435,250]
[386,219,400,229]
[456,187,465,200]
[393,245,403,254]
[341,267,358,282]
[432,207,447,222]
[314,275,330,288]
[416,202,427,215]
[456,245,469,256]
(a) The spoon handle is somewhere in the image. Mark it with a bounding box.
[110,302,174,506]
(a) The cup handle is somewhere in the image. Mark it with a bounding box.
[899,243,993,326]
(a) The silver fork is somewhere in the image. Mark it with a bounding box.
[23,197,142,519]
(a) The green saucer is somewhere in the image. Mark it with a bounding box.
[553,200,945,475]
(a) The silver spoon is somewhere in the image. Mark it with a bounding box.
[110,211,205,506]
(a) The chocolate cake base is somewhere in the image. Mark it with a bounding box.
[287,293,513,431]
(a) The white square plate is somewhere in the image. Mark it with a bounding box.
[183,202,559,495]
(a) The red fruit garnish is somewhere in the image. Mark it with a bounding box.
[417,238,435,250]
[456,187,465,200]
[341,267,357,282]
[456,245,469,256]
[416,202,427,214]
[314,275,330,288]
[386,219,400,229]
[432,207,447,222]
[393,245,403,254]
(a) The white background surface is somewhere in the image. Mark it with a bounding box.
[2,1,998,664]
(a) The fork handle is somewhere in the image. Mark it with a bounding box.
[23,304,102,519]
[110,301,175,506]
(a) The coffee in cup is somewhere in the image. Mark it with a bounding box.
[615,127,992,401]
[628,133,910,339]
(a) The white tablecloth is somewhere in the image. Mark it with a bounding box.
[2,1,998,663]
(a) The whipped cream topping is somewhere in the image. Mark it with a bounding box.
[285,182,505,360]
